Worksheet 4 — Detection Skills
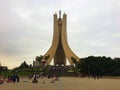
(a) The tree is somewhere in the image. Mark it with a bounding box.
[77,56,120,77]
[44,55,50,60]
[19,61,29,68]
[71,57,77,64]
[36,55,43,63]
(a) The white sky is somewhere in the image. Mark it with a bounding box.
[0,0,120,69]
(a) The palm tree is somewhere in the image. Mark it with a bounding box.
[44,55,50,61]
[35,55,43,63]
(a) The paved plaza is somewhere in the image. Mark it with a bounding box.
[0,77,120,90]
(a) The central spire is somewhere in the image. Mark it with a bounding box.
[59,10,61,19]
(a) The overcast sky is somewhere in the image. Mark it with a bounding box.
[0,0,120,69]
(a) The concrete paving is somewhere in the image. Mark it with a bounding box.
[0,77,120,90]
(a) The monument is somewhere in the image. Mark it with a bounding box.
[37,11,79,66]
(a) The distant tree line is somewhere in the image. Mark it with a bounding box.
[76,56,120,76]
[8,56,120,76]
[1,56,120,77]
[10,61,47,76]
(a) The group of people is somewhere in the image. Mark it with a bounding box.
[31,73,58,84]
[0,74,20,84]
[7,74,19,83]
[0,79,3,84]
[32,74,39,83]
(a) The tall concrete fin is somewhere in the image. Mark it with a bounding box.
[61,14,79,65]
[43,14,59,65]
